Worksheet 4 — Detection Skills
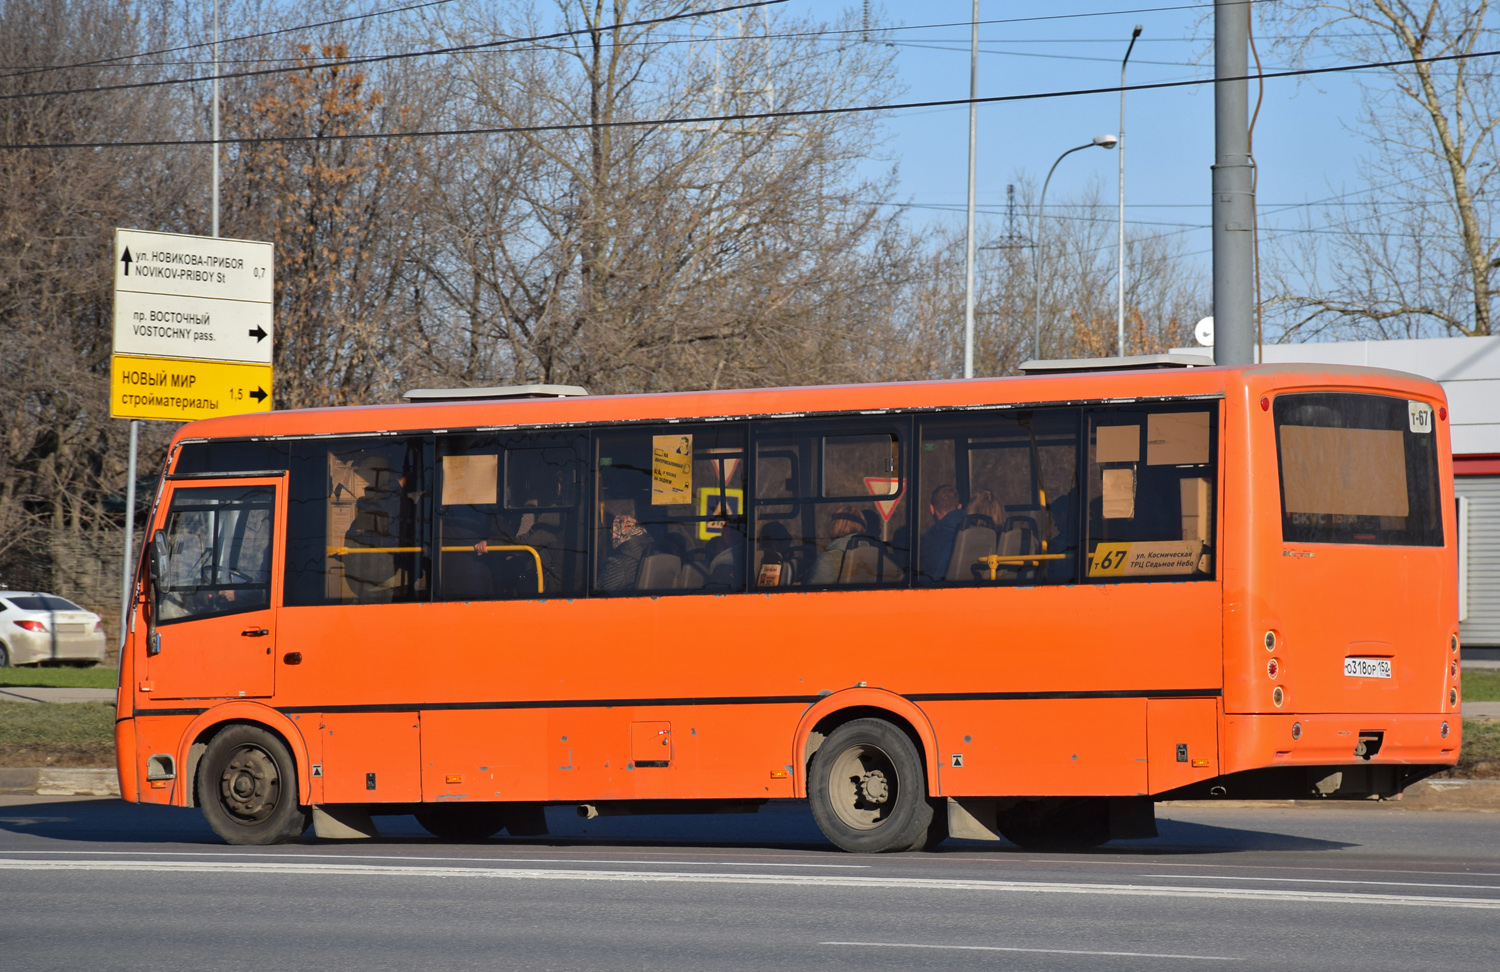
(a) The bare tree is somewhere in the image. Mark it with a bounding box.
[405,0,909,395]
[904,181,1208,377]
[1260,1,1500,339]
[0,0,196,632]
[222,38,428,408]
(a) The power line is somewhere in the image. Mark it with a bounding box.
[0,0,789,104]
[5,34,1493,153]
[0,0,459,82]
[0,0,1275,94]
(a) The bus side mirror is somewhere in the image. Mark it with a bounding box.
[149,529,168,586]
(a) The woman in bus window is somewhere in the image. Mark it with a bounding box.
[965,489,1003,530]
[600,514,651,591]
[809,506,867,585]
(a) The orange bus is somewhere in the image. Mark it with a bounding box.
[114,364,1461,851]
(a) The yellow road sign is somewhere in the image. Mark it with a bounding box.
[110,353,272,422]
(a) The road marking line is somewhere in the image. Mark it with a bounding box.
[822,941,1240,961]
[1145,873,1500,891]
[2,859,1499,908]
[0,849,866,869]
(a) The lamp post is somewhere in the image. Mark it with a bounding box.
[962,0,979,379]
[1033,135,1117,360]
[1117,25,1141,358]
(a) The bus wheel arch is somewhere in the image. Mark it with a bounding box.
[194,722,310,845]
[793,691,941,800]
[177,705,313,809]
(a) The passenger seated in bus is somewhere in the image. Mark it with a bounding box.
[600,513,651,591]
[706,519,746,589]
[964,490,1003,530]
[810,506,867,584]
[343,461,414,602]
[918,484,964,582]
[438,505,505,600]
[755,521,795,586]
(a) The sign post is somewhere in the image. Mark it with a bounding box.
[112,228,275,644]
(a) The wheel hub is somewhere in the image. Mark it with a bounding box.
[858,769,889,805]
[219,745,279,822]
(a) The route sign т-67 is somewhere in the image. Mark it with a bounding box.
[110,228,275,421]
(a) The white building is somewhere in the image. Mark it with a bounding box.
[1261,336,1500,649]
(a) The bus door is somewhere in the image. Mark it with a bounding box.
[145,475,286,701]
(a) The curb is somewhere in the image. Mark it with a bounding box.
[0,768,120,797]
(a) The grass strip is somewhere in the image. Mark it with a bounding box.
[0,701,116,768]
[1462,669,1500,703]
[0,666,118,689]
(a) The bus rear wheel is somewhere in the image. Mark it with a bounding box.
[808,718,934,853]
[197,725,309,845]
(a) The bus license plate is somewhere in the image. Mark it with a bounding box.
[1344,657,1392,679]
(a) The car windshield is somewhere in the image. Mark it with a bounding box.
[5,595,85,612]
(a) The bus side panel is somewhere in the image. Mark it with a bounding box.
[419,706,801,803]
[320,712,422,803]
[1145,697,1220,793]
[925,699,1147,797]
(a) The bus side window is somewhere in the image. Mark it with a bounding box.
[751,421,906,589]
[1084,406,1218,582]
[915,409,1079,586]
[504,435,587,597]
[592,426,746,595]
[285,437,431,606]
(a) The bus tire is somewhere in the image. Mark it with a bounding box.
[197,725,309,845]
[415,804,507,841]
[808,718,934,853]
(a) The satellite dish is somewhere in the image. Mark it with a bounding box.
[1194,316,1215,348]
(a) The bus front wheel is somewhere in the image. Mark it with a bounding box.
[808,718,934,853]
[197,725,310,845]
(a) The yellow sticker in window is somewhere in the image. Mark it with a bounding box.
[1089,540,1205,577]
[697,487,744,540]
[652,434,693,505]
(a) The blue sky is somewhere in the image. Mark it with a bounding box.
[799,0,1374,268]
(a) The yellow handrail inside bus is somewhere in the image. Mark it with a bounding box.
[975,553,1066,580]
[328,543,545,594]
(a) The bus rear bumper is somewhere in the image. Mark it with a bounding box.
[1222,712,1459,774]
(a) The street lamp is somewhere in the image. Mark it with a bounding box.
[1033,134,1118,360]
[1117,25,1142,358]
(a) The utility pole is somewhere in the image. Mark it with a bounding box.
[1117,25,1141,358]
[1212,0,1255,366]
[962,0,979,379]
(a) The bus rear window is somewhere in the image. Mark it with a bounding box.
[1274,392,1442,546]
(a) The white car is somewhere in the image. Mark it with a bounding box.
[0,591,107,667]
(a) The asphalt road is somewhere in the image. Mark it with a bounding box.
[2,798,1498,971]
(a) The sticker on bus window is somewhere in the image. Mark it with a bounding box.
[1096,425,1140,463]
[441,454,498,506]
[1408,401,1433,434]
[1147,412,1210,465]
[1101,468,1136,519]
[1089,540,1204,578]
[697,488,743,540]
[652,435,693,504]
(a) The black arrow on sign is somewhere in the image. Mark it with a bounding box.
[249,387,268,403]
[248,324,267,342]
[120,246,133,275]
